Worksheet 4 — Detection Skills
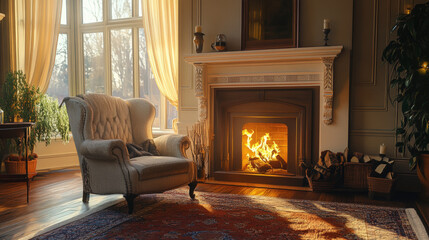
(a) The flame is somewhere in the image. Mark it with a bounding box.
[242,128,280,163]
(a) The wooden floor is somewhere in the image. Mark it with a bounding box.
[0,167,425,239]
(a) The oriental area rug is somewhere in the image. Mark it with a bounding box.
[32,190,427,240]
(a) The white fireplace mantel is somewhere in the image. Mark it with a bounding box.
[184,46,345,173]
[184,46,343,125]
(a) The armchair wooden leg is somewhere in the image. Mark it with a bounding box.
[188,181,197,200]
[124,194,138,214]
[82,191,90,203]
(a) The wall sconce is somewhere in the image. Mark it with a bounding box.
[0,13,5,22]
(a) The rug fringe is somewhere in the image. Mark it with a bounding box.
[406,208,429,240]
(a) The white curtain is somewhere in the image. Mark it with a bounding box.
[9,0,62,93]
[141,0,178,107]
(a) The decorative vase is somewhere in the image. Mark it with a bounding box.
[193,32,205,53]
[417,153,429,200]
[211,34,227,52]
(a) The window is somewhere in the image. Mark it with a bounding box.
[47,0,177,130]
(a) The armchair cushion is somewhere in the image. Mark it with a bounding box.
[154,134,190,158]
[130,156,192,181]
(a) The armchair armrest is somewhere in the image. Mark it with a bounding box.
[153,134,191,158]
[80,139,129,161]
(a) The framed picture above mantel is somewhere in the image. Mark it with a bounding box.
[241,0,298,50]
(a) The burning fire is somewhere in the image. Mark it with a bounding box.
[242,129,280,163]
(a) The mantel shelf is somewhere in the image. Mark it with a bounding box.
[184,46,343,64]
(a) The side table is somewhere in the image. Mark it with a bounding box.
[0,123,35,203]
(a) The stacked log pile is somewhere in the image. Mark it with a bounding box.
[304,150,345,183]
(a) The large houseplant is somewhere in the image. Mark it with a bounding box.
[382,2,429,197]
[0,71,70,176]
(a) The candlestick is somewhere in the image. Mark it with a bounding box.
[323,28,330,46]
[323,19,331,46]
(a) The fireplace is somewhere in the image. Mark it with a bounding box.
[212,88,317,185]
[184,46,344,186]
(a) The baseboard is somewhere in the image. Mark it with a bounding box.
[36,152,79,170]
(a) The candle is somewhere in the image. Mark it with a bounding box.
[323,19,330,30]
[379,143,386,155]
[195,25,202,33]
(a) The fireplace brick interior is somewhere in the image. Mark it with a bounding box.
[241,122,289,175]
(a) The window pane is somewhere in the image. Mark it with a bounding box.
[47,34,68,102]
[167,100,177,129]
[82,0,103,23]
[61,0,67,25]
[138,0,142,16]
[83,32,105,94]
[139,28,160,128]
[111,0,132,19]
[111,28,133,99]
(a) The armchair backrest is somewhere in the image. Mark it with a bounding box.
[82,94,133,142]
[64,94,156,165]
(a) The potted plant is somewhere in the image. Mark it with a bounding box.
[3,71,40,177]
[382,2,429,198]
[0,71,70,176]
[0,72,21,165]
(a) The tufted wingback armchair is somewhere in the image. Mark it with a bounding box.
[64,94,197,213]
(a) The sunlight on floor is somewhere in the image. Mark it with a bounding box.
[196,195,214,213]
[246,194,372,239]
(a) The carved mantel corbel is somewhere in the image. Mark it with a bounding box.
[194,63,207,122]
[322,57,334,125]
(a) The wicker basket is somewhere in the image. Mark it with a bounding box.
[367,176,396,194]
[306,175,337,192]
[343,162,373,190]
[4,158,37,178]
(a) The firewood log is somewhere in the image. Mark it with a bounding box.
[314,165,328,176]
[336,152,345,165]
[250,157,271,173]
[324,151,333,168]
[268,160,282,169]
[350,156,360,163]
[276,155,288,169]
[353,152,364,162]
